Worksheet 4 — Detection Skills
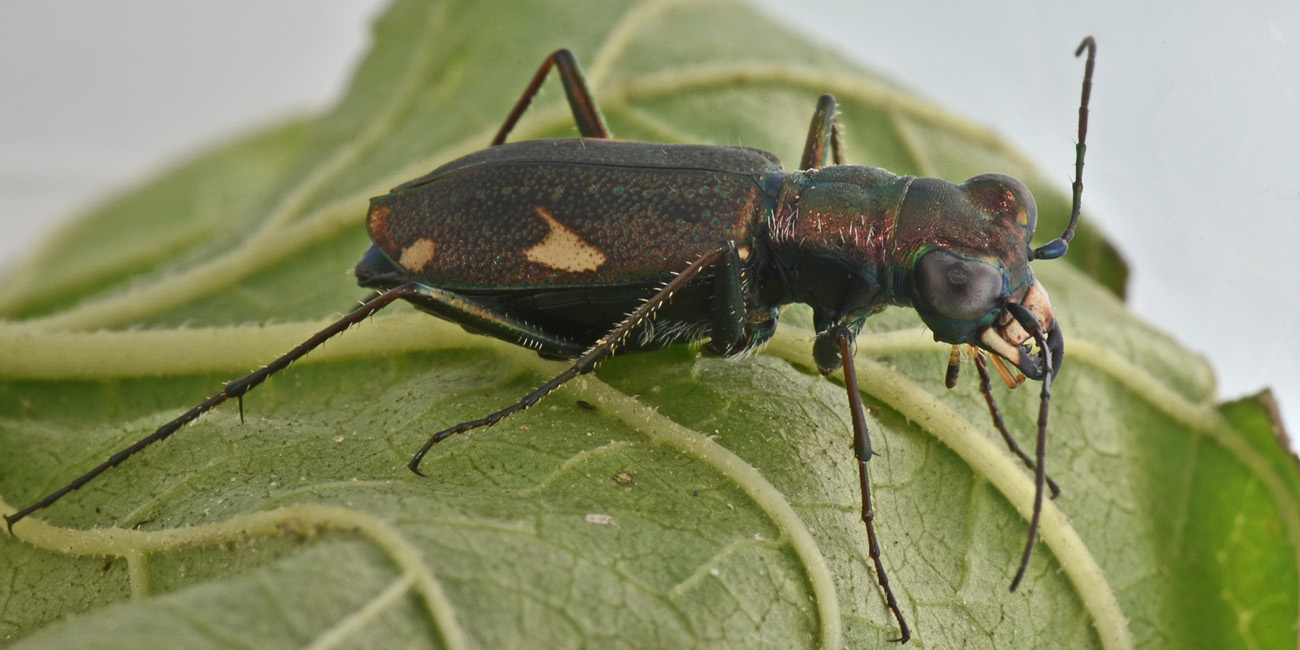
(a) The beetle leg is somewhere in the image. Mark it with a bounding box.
[398,283,586,359]
[830,325,910,643]
[407,242,740,472]
[798,94,846,170]
[493,49,611,145]
[703,242,747,355]
[3,286,421,531]
[970,349,1061,498]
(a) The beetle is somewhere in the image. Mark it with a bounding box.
[5,39,1097,643]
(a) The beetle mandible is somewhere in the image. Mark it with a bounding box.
[6,38,1098,643]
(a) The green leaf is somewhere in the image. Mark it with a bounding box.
[0,1,1294,648]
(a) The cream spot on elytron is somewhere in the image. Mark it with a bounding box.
[399,238,436,272]
[524,206,606,272]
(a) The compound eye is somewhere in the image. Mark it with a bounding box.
[915,249,1004,321]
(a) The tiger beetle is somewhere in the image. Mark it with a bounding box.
[6,38,1098,643]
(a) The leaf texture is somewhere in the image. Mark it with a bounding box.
[1,1,1294,648]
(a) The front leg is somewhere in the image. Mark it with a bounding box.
[823,324,911,643]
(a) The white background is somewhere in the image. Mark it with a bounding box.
[1,1,1296,442]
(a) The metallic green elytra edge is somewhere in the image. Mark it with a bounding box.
[6,38,1098,644]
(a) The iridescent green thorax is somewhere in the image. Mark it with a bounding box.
[767,165,911,328]
[765,165,1041,347]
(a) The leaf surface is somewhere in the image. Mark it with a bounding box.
[1,1,1295,648]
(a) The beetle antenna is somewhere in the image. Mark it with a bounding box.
[1004,303,1054,591]
[1033,36,1095,260]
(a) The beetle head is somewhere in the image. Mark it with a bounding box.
[901,174,1061,379]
